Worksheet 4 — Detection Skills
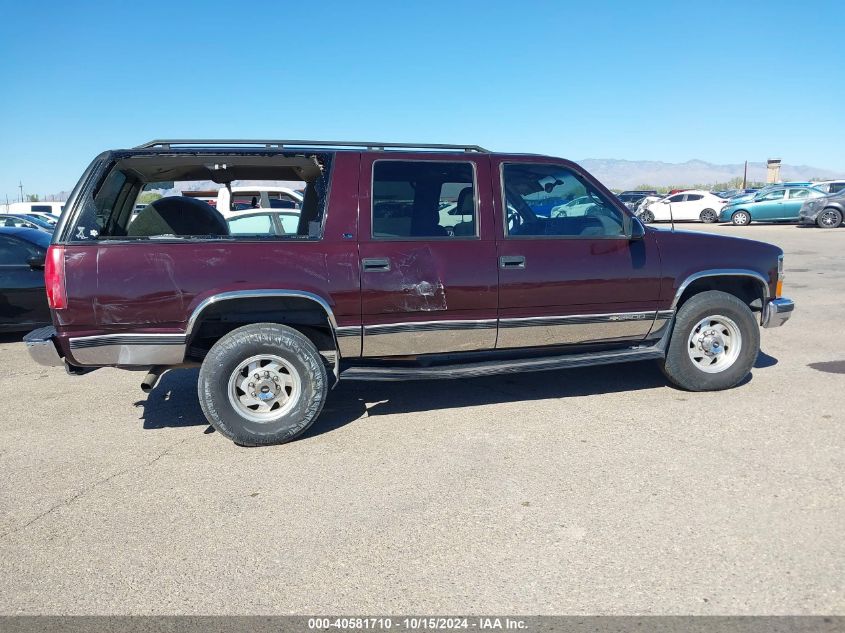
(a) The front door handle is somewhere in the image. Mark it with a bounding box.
[499,255,526,269]
[362,257,391,272]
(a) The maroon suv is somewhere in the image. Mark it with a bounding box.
[24,140,794,446]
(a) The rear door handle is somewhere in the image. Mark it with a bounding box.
[362,257,391,272]
[499,255,526,269]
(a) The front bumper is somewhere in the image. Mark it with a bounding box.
[762,298,794,328]
[23,326,64,366]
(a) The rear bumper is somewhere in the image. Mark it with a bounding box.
[762,298,794,328]
[23,326,64,366]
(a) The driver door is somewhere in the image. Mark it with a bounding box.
[494,157,663,349]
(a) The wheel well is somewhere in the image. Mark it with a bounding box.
[677,276,765,312]
[186,296,336,361]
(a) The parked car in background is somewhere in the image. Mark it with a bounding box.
[19,214,57,230]
[5,201,64,216]
[720,185,826,225]
[216,186,303,212]
[811,180,845,195]
[0,214,52,232]
[0,227,52,332]
[226,210,301,235]
[640,190,728,223]
[616,190,658,209]
[799,189,845,228]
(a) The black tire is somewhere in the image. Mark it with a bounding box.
[731,210,751,226]
[640,210,655,223]
[661,290,759,392]
[817,208,843,229]
[198,323,328,446]
[700,208,718,223]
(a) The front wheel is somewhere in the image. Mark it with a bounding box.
[198,323,328,446]
[817,208,843,229]
[661,290,759,391]
[731,210,751,226]
[700,209,718,223]
[639,210,655,223]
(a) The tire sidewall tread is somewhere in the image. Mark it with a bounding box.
[662,290,760,392]
[198,323,327,446]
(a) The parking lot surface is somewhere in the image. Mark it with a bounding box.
[0,223,842,615]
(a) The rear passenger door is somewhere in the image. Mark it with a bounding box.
[494,157,664,349]
[357,155,499,357]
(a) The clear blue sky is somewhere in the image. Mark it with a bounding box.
[1,0,843,199]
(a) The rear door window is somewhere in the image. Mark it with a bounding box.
[372,161,477,239]
[227,213,276,235]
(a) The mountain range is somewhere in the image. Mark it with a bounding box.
[577,159,844,190]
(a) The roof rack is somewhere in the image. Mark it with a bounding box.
[134,139,489,153]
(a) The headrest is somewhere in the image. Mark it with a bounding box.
[456,187,474,216]
[128,196,229,237]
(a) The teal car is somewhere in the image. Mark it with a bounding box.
[720,185,826,225]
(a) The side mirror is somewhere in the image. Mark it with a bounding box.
[628,217,646,241]
[27,254,45,270]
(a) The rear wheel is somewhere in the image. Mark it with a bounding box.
[639,209,655,223]
[661,290,759,391]
[198,323,327,446]
[817,208,843,229]
[731,210,751,226]
[700,208,718,223]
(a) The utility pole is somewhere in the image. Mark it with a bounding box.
[18,181,24,203]
[742,161,748,189]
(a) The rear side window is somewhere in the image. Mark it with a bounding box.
[830,183,845,194]
[68,153,332,242]
[31,205,53,213]
[372,161,477,239]
[788,189,811,199]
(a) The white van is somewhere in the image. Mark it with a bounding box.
[216,186,303,214]
[4,201,65,216]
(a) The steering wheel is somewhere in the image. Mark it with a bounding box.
[506,204,522,232]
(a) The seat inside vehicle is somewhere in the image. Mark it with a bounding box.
[127,196,230,237]
[452,186,476,236]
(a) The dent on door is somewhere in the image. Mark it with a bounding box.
[360,243,498,357]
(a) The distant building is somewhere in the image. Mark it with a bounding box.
[767,159,782,184]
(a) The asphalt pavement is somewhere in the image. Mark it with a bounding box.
[0,223,842,615]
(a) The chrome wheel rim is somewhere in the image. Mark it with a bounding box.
[641,211,654,223]
[819,210,839,227]
[687,315,742,374]
[733,212,749,225]
[701,210,717,223]
[227,354,301,422]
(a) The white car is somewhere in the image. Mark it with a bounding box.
[550,195,599,217]
[640,190,728,224]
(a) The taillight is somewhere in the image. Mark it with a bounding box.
[44,245,67,309]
